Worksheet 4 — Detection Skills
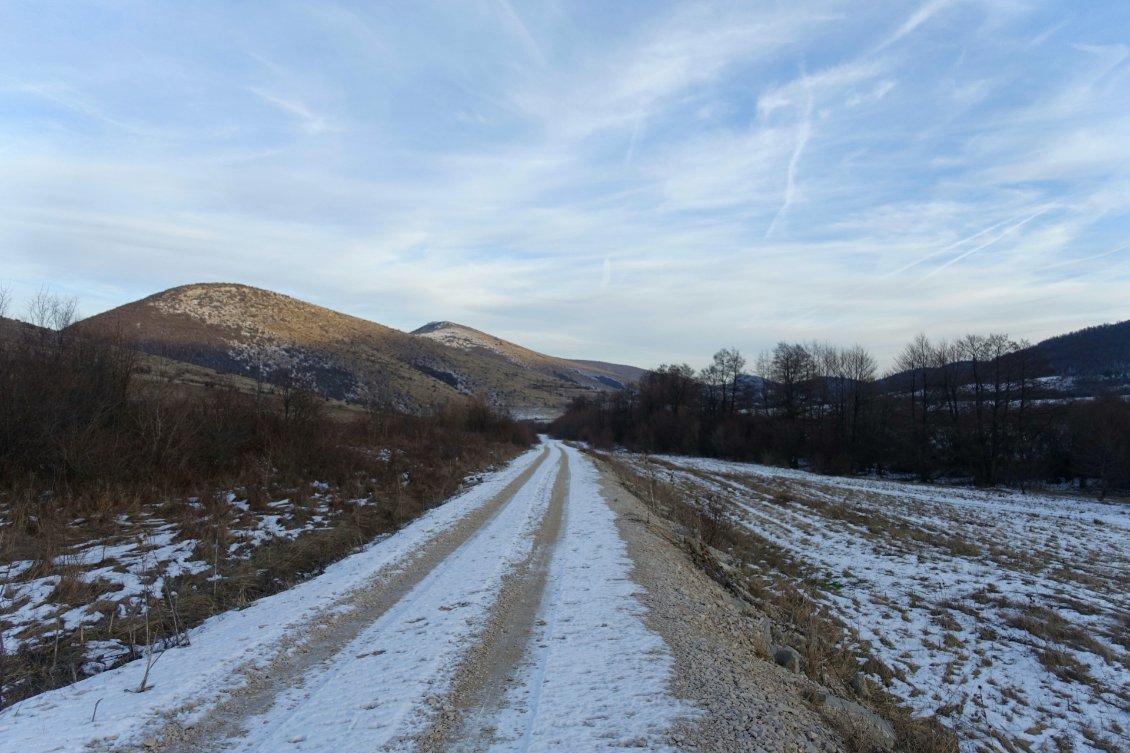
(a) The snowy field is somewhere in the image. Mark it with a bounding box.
[620,454,1130,753]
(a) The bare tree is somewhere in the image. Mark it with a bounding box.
[837,344,877,445]
[25,286,78,330]
[640,364,698,415]
[698,362,725,416]
[955,333,1028,484]
[711,348,746,415]
[0,285,9,367]
[893,333,942,479]
[767,342,814,420]
[1069,393,1130,498]
[24,286,79,353]
[808,341,840,422]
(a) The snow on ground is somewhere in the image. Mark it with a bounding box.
[0,446,544,753]
[222,447,563,753]
[413,324,516,363]
[621,454,1130,753]
[0,462,436,681]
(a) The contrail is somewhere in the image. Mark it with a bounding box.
[875,0,954,53]
[765,69,813,239]
[494,0,544,63]
[885,208,1053,278]
[1034,241,1130,272]
[922,208,1051,279]
[887,212,1025,277]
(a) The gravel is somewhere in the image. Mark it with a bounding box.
[596,464,849,753]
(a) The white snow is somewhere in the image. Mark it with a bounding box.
[480,443,690,752]
[223,446,563,753]
[414,324,517,363]
[1,483,377,677]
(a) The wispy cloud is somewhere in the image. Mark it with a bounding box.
[876,0,955,51]
[9,82,141,134]
[246,87,336,136]
[2,0,1129,368]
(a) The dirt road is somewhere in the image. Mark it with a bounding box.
[132,441,684,753]
[2,441,860,753]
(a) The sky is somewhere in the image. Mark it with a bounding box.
[1,0,1129,371]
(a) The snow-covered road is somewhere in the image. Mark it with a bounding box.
[0,441,687,753]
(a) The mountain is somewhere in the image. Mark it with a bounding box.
[411,321,645,390]
[74,283,639,416]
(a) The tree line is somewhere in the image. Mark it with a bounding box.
[551,336,1130,497]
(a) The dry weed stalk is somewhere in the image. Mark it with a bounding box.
[134,590,156,693]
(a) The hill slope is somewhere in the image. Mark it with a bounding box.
[0,315,51,346]
[1028,319,1130,378]
[412,321,645,390]
[75,283,636,415]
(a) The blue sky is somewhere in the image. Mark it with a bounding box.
[2,1,1128,369]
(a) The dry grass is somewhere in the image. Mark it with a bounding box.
[1079,726,1124,753]
[0,409,533,707]
[1006,604,1115,667]
[1035,647,1093,686]
[1,305,544,707]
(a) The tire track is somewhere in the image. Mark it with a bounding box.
[412,450,570,753]
[152,446,554,753]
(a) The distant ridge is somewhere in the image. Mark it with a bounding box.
[1028,320,1130,377]
[874,317,1130,398]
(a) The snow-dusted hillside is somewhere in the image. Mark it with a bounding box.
[77,284,638,415]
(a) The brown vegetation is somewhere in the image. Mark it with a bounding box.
[0,293,537,706]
